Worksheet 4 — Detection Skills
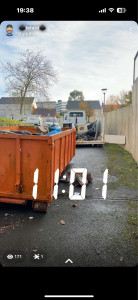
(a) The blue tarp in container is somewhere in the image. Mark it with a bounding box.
[49,126,58,130]
[46,128,62,136]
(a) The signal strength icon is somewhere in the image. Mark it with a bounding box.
[99,8,106,13]
[108,8,114,13]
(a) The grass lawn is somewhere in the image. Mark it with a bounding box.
[0,117,33,127]
[103,143,138,189]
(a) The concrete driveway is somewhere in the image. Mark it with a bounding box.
[0,144,137,267]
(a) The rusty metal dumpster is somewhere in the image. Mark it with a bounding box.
[0,126,76,212]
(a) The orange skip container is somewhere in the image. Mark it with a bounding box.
[0,126,76,212]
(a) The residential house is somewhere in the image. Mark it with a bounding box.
[36,101,57,109]
[0,97,37,120]
[36,100,67,114]
[32,107,57,123]
[66,100,101,122]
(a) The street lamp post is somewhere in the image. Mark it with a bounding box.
[101,88,107,139]
[101,88,107,113]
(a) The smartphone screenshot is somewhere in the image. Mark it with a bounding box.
[0,3,137,299]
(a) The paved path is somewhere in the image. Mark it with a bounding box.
[0,145,137,267]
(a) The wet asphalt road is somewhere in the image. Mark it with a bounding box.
[0,145,137,267]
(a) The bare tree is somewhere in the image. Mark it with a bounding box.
[106,89,132,107]
[1,49,58,114]
[106,94,120,105]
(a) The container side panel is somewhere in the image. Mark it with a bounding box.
[73,131,76,155]
[68,134,72,161]
[0,126,19,131]
[67,135,70,163]
[0,138,16,193]
[18,126,38,134]
[21,139,52,200]
[54,139,60,176]
[59,136,66,175]
[65,135,69,166]
[71,133,74,158]
[0,126,38,134]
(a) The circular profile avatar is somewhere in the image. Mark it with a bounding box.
[6,24,13,36]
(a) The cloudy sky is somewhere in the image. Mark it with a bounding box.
[0,20,137,104]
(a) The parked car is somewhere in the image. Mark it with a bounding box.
[19,115,41,126]
[43,118,60,128]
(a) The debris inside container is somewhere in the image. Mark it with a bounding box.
[76,119,101,141]
[0,125,62,136]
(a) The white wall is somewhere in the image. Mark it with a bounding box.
[104,78,138,163]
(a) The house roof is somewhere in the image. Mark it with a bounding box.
[33,108,57,117]
[36,101,57,106]
[0,97,35,105]
[67,100,101,110]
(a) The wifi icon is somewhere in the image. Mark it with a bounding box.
[108,8,114,13]
[99,8,106,13]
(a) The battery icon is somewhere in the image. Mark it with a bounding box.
[117,8,127,13]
